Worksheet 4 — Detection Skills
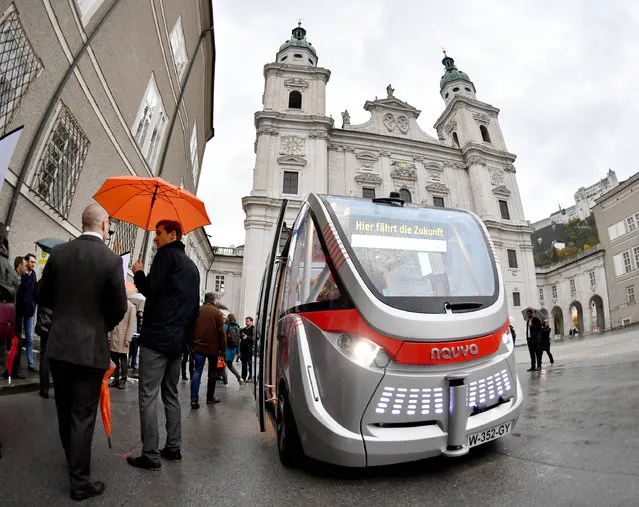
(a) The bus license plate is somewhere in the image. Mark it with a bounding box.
[468,422,511,447]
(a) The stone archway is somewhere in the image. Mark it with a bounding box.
[589,294,605,333]
[569,301,585,336]
[551,306,564,337]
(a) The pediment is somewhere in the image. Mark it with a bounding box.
[355,150,379,161]
[355,173,383,185]
[363,96,421,118]
[425,182,450,194]
[277,155,307,167]
[492,185,511,197]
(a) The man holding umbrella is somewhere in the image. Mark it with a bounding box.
[128,220,200,470]
[524,308,543,371]
[37,204,127,501]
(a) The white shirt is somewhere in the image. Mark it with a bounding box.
[81,231,104,241]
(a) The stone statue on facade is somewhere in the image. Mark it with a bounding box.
[341,110,350,127]
[386,84,394,98]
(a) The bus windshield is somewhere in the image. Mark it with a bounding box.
[323,196,498,313]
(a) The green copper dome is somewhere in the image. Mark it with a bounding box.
[279,24,317,56]
[439,54,471,90]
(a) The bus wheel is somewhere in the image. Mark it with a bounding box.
[277,390,303,467]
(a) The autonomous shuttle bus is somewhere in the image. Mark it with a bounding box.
[255,193,523,467]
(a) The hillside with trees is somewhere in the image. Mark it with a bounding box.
[533,215,600,267]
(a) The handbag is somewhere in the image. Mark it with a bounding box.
[217,356,226,369]
[0,302,16,342]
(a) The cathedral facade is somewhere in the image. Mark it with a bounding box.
[239,24,536,337]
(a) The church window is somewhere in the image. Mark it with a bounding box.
[433,196,445,208]
[499,199,511,220]
[512,291,521,307]
[398,188,412,203]
[282,171,298,194]
[480,125,491,143]
[281,55,287,61]
[453,87,459,92]
[308,59,314,65]
[507,249,518,269]
[445,93,449,99]
[362,187,375,199]
[465,87,471,92]
[452,132,459,147]
[288,90,302,109]
[294,53,303,58]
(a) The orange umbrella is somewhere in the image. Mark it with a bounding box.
[93,176,211,234]
[100,360,116,448]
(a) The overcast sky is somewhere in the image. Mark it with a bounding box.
[198,0,639,247]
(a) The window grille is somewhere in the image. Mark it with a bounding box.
[362,187,375,199]
[33,103,89,218]
[110,220,137,259]
[0,6,43,135]
[169,16,188,80]
[214,274,225,293]
[283,171,298,194]
[627,287,635,304]
[589,271,596,288]
[133,75,167,170]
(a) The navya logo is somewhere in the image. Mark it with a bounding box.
[430,344,479,360]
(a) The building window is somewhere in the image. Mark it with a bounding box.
[552,285,558,300]
[362,187,376,199]
[132,75,167,170]
[538,287,544,304]
[512,292,521,307]
[452,132,459,147]
[627,286,635,304]
[398,188,412,203]
[634,247,639,271]
[33,103,90,218]
[282,171,298,194]
[480,125,491,143]
[627,215,637,232]
[281,55,287,62]
[214,274,225,293]
[74,0,104,24]
[433,196,445,208]
[589,270,596,288]
[622,317,632,326]
[569,278,576,298]
[623,251,632,273]
[109,219,137,261]
[288,90,302,109]
[507,249,518,269]
[189,123,199,184]
[308,58,314,65]
[169,16,188,81]
[0,5,44,135]
[499,200,511,220]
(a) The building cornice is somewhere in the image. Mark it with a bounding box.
[433,96,500,130]
[484,220,534,235]
[264,63,331,83]
[462,143,517,165]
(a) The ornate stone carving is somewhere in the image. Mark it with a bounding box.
[280,136,305,155]
[341,110,350,127]
[488,167,505,186]
[396,116,409,134]
[355,173,383,185]
[309,130,328,139]
[445,120,457,134]
[343,145,355,152]
[425,182,450,194]
[492,185,511,197]
[383,113,396,132]
[424,161,444,172]
[284,78,309,89]
[473,113,490,125]
[328,143,343,152]
[355,151,378,172]
[390,161,417,181]
[504,163,516,173]
[256,126,279,136]
[466,154,486,166]
[449,162,466,171]
[277,155,307,167]
[386,84,394,98]
[380,150,391,157]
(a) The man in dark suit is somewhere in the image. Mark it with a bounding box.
[128,219,200,470]
[38,204,127,501]
[525,309,543,371]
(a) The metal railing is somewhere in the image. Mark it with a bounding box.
[535,244,603,274]
[213,246,243,257]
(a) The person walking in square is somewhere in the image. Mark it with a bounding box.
[190,292,226,408]
[240,317,255,382]
[540,320,555,366]
[224,313,243,386]
[37,204,127,501]
[16,252,38,372]
[109,300,136,389]
[128,220,200,471]
[525,309,543,371]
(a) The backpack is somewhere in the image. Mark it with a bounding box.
[226,323,240,348]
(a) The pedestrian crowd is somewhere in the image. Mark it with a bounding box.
[0,204,257,501]
[523,309,555,371]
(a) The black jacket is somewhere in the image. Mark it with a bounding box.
[17,270,37,317]
[37,235,128,369]
[35,306,53,338]
[134,241,200,359]
[240,325,255,356]
[541,325,552,344]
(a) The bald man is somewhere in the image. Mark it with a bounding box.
[38,203,127,501]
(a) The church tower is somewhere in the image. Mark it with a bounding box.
[434,53,536,332]
[239,23,333,318]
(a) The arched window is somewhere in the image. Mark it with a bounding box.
[288,90,302,109]
[480,125,491,143]
[399,188,412,203]
[452,132,460,147]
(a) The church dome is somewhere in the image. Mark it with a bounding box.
[439,54,471,90]
[279,23,317,56]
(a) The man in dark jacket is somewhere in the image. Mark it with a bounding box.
[525,309,543,371]
[540,320,554,366]
[190,292,226,408]
[16,252,37,372]
[240,317,255,382]
[38,204,127,501]
[128,220,200,470]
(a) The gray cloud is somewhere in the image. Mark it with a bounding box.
[199,0,639,246]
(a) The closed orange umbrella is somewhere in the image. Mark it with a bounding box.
[93,176,210,234]
[100,360,116,448]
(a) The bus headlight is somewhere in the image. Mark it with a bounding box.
[335,334,391,369]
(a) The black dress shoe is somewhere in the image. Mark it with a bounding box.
[206,398,221,404]
[39,389,49,399]
[526,367,535,372]
[70,481,105,501]
[160,447,182,462]
[127,455,161,471]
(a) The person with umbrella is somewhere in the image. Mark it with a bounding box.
[37,204,127,501]
[523,308,543,371]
